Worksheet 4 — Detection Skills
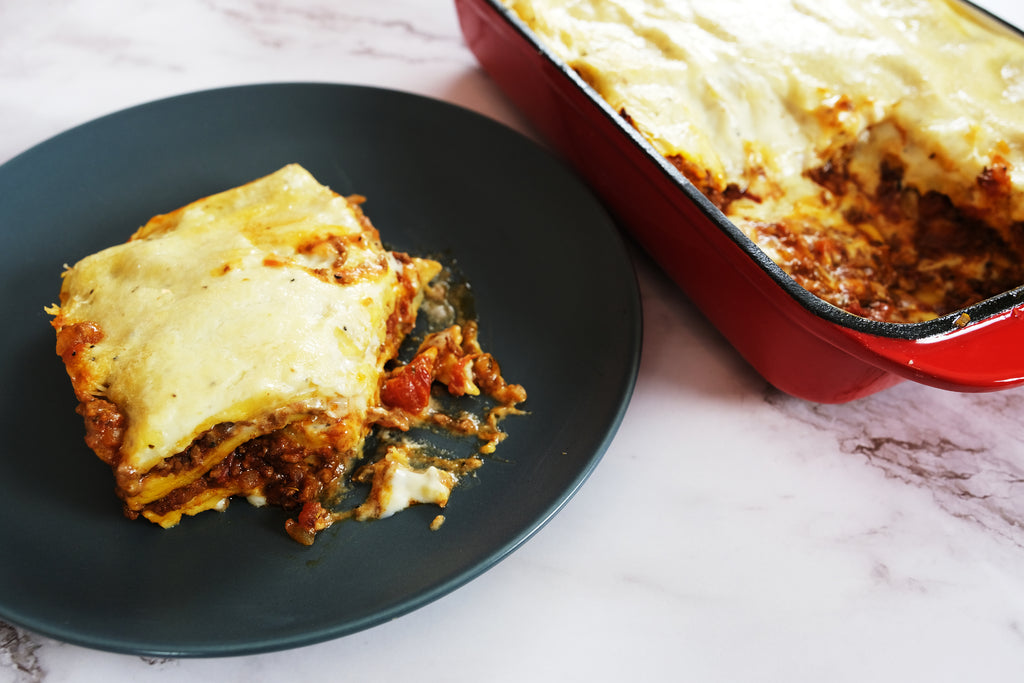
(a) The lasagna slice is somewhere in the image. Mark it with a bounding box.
[47,164,480,541]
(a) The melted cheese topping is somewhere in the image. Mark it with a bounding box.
[505,0,1024,321]
[507,0,1024,209]
[53,164,408,474]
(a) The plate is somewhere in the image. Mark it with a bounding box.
[0,84,641,657]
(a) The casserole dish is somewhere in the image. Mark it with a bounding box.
[455,0,1024,403]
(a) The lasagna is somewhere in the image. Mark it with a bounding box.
[48,164,526,544]
[503,0,1024,322]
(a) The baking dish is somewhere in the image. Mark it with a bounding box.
[455,0,1024,403]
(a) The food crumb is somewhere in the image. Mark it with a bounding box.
[430,515,446,531]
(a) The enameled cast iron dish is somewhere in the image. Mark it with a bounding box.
[456,0,1024,403]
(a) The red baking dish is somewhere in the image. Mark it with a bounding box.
[455,0,1024,403]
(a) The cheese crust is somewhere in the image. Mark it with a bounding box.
[49,165,442,530]
[505,0,1024,322]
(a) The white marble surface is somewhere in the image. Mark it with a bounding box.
[5,1,1024,681]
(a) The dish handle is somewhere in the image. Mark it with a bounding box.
[844,306,1024,392]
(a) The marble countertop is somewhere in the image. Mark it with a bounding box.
[5,1,1024,681]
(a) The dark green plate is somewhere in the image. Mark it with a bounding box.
[0,83,641,657]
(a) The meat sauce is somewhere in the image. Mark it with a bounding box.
[750,157,1024,322]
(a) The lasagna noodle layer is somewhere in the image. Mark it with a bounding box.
[50,164,441,525]
[505,0,1024,322]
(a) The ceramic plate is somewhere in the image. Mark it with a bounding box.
[0,83,641,657]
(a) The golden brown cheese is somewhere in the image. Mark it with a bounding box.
[49,165,443,532]
[504,0,1024,322]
